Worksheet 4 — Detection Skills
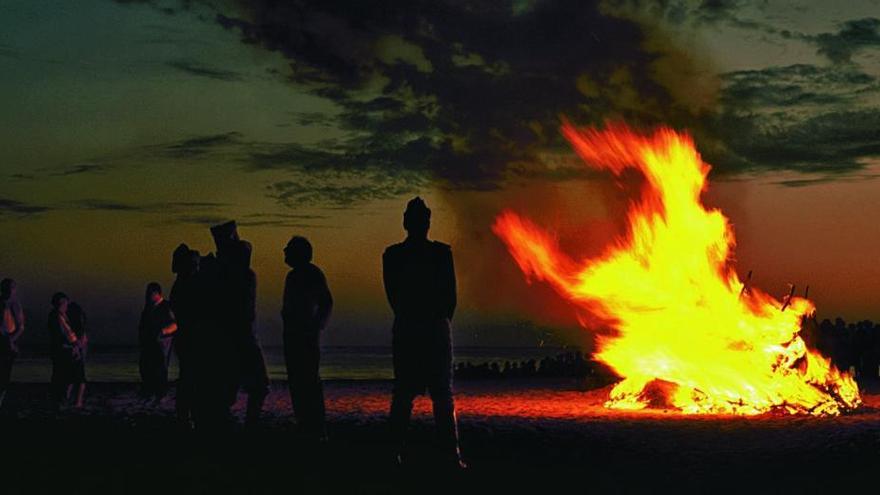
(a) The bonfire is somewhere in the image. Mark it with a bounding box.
[493,123,860,416]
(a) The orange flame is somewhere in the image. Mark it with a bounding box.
[493,123,860,415]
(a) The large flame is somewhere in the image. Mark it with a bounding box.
[493,123,860,415]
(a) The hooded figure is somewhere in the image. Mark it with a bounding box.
[382,197,465,468]
[282,235,333,440]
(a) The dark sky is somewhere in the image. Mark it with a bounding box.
[1,0,879,347]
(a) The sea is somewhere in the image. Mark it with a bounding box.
[9,346,569,383]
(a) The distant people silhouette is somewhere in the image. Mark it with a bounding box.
[282,235,332,440]
[0,278,25,408]
[138,282,177,401]
[67,302,88,408]
[48,292,79,404]
[170,244,201,426]
[383,197,465,468]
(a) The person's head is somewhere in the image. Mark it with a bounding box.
[51,292,69,313]
[284,236,312,268]
[0,278,15,298]
[172,243,200,276]
[145,282,162,305]
[210,220,239,258]
[403,196,431,239]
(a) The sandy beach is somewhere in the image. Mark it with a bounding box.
[1,378,879,494]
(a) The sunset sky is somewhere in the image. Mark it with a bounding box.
[1,0,879,348]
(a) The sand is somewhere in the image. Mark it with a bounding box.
[1,379,879,494]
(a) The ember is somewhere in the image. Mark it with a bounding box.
[493,123,861,415]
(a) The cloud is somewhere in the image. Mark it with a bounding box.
[161,131,243,158]
[49,164,107,177]
[205,0,713,190]
[712,64,880,175]
[120,1,880,197]
[166,59,245,81]
[720,64,877,108]
[810,17,880,64]
[69,199,227,214]
[0,198,52,216]
[268,169,426,207]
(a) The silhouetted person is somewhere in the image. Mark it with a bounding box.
[48,292,79,404]
[138,282,177,400]
[282,236,332,440]
[0,278,24,408]
[383,197,465,468]
[67,302,88,408]
[170,244,201,426]
[222,237,269,426]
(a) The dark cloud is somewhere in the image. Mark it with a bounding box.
[124,1,880,197]
[811,17,880,64]
[268,169,426,207]
[0,198,52,216]
[712,63,880,175]
[49,164,106,177]
[8,173,36,181]
[207,0,706,190]
[161,131,243,158]
[166,59,245,81]
[721,64,877,108]
[73,199,147,212]
[713,109,880,174]
[70,199,227,213]
[243,212,328,220]
[173,214,232,226]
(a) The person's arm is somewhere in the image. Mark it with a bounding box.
[440,246,457,320]
[281,271,292,325]
[315,271,333,332]
[12,304,25,342]
[382,249,400,315]
[58,314,78,345]
[160,305,178,336]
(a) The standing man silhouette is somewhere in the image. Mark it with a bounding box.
[383,197,465,468]
[282,236,332,441]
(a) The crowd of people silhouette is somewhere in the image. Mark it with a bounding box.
[0,197,467,469]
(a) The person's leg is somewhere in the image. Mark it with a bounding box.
[0,355,12,408]
[390,342,418,460]
[308,337,327,439]
[74,382,86,408]
[244,342,269,427]
[427,322,464,467]
[176,357,193,424]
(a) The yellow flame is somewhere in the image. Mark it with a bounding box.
[493,123,860,415]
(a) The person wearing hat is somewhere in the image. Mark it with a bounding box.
[382,197,465,469]
[282,235,333,440]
